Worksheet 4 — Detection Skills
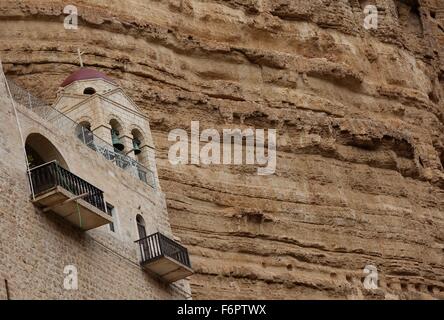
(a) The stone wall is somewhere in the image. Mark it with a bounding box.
[0,72,191,299]
[0,0,443,299]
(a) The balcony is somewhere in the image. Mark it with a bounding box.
[29,161,112,231]
[135,233,193,283]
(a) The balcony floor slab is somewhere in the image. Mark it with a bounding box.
[32,186,112,231]
[142,256,193,283]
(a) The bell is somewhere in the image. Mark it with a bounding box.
[111,129,124,151]
[133,138,142,155]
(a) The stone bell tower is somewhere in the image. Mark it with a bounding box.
[52,68,159,189]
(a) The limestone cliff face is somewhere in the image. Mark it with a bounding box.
[0,0,443,299]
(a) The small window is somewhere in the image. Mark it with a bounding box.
[76,122,94,146]
[106,203,116,232]
[136,214,146,239]
[83,87,96,95]
[110,119,124,152]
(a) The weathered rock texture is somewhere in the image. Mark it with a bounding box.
[0,0,443,299]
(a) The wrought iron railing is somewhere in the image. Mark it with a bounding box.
[6,78,156,188]
[4,77,47,109]
[29,161,107,213]
[135,232,192,268]
[76,126,154,185]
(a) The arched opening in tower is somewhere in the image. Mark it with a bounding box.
[25,133,68,169]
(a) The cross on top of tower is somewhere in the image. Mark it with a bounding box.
[76,48,85,68]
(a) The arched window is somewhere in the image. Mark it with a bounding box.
[136,214,146,239]
[75,121,94,146]
[109,119,124,151]
[83,87,96,95]
[131,129,149,183]
[131,129,144,157]
[25,133,68,169]
[136,215,150,260]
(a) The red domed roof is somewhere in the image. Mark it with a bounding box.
[61,68,116,87]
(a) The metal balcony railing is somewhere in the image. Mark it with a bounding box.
[29,161,107,213]
[135,232,192,268]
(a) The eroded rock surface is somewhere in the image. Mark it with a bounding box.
[0,0,443,299]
